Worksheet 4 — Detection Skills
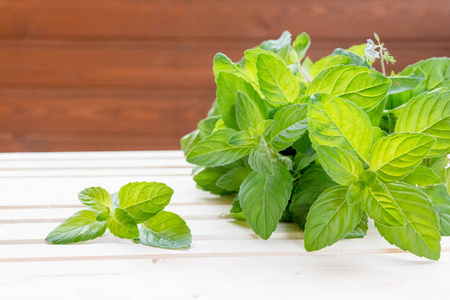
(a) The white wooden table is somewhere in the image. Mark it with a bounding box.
[0,151,449,299]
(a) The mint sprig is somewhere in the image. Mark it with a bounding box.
[181,31,450,260]
[46,182,192,249]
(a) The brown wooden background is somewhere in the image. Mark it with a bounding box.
[0,0,449,152]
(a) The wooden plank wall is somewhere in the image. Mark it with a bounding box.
[0,0,449,152]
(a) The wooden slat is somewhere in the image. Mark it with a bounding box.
[0,0,448,39]
[0,205,233,222]
[0,41,448,88]
[1,255,449,300]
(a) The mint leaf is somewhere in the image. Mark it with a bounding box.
[304,186,363,251]
[213,53,246,81]
[259,30,292,60]
[422,184,450,236]
[291,32,310,62]
[119,182,173,223]
[216,167,251,192]
[307,93,373,162]
[216,71,262,130]
[346,214,368,239]
[78,186,112,214]
[395,90,450,157]
[376,182,441,260]
[45,210,107,244]
[187,128,253,167]
[180,129,201,155]
[306,65,391,122]
[403,166,442,187]
[369,132,435,182]
[289,165,337,230]
[107,208,139,239]
[391,57,450,101]
[239,161,292,239]
[138,211,192,249]
[268,104,308,151]
[317,145,363,186]
[362,181,405,227]
[248,137,274,175]
[309,54,351,78]
[198,116,221,139]
[256,52,300,105]
[193,167,233,195]
[235,91,266,131]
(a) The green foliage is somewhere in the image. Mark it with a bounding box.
[46,182,191,249]
[395,90,450,157]
[239,162,292,239]
[182,31,450,260]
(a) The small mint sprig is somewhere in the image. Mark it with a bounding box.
[363,33,396,75]
[45,182,192,249]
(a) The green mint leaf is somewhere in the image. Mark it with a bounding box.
[193,167,233,195]
[259,30,292,60]
[256,52,300,105]
[96,209,110,221]
[180,129,201,156]
[235,91,266,131]
[425,156,449,180]
[291,32,311,62]
[346,214,369,239]
[243,48,271,83]
[331,48,372,68]
[78,186,112,214]
[213,53,246,81]
[216,71,262,130]
[227,130,259,147]
[307,93,373,162]
[198,116,221,139]
[422,184,450,236]
[306,65,391,125]
[138,211,192,249]
[403,166,442,187]
[187,128,253,167]
[230,196,246,220]
[248,137,274,175]
[304,186,363,251]
[362,181,405,227]
[387,66,425,96]
[309,54,351,78]
[216,166,251,192]
[289,165,337,230]
[372,127,388,143]
[239,161,292,240]
[316,145,363,186]
[395,90,450,157]
[119,182,173,223]
[369,132,435,182]
[346,181,368,205]
[375,182,441,260]
[390,57,450,101]
[107,208,139,239]
[268,104,308,151]
[45,210,107,244]
[347,44,366,57]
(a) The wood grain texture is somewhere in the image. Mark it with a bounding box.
[0,0,448,39]
[0,0,449,151]
[0,151,450,300]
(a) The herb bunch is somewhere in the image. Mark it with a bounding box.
[181,31,450,260]
[46,182,192,249]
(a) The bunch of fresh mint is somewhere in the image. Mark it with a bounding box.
[181,31,450,260]
[46,182,192,249]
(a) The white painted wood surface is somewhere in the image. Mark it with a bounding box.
[0,150,449,300]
